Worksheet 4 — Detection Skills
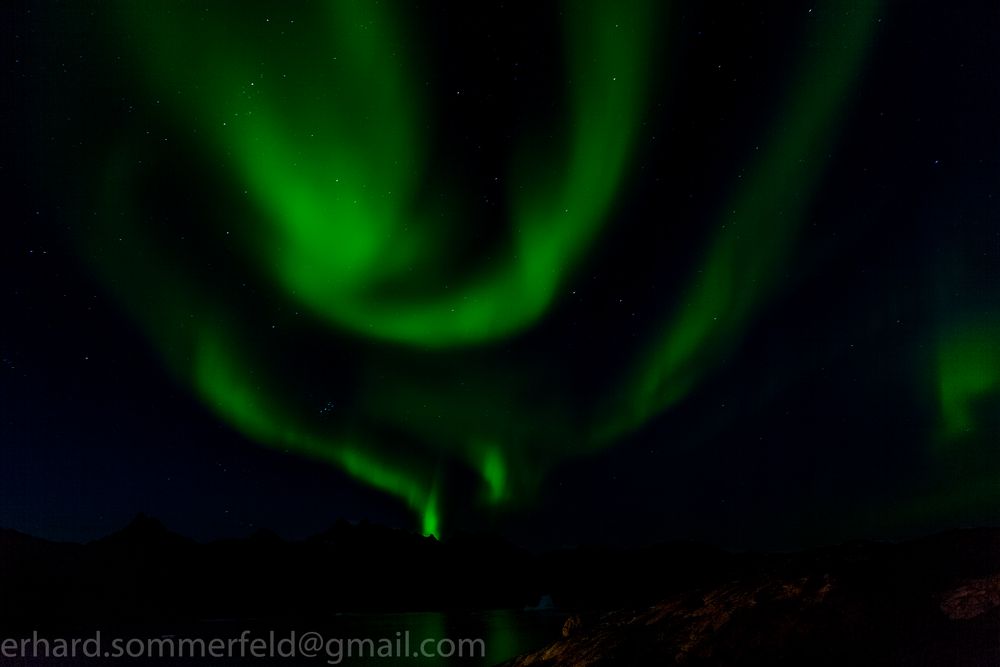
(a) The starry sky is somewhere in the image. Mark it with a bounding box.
[3,0,1000,550]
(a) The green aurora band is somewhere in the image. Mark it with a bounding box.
[603,1,881,438]
[113,0,656,348]
[85,1,881,535]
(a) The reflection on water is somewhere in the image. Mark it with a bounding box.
[10,610,567,666]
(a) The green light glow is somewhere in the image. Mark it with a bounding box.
[78,1,879,535]
[860,318,1000,534]
[421,491,440,540]
[478,444,508,504]
[602,2,880,439]
[938,322,1000,438]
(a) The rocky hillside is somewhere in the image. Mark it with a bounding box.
[505,529,1000,666]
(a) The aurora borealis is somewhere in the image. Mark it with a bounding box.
[112,0,658,350]
[6,0,1000,548]
[92,0,666,535]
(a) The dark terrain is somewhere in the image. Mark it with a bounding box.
[4,517,1000,665]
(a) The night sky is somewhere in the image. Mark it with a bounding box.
[3,0,1000,550]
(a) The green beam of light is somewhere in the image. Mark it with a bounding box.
[114,0,657,348]
[477,443,508,504]
[599,1,881,441]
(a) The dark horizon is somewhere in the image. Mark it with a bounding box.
[6,509,1000,557]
